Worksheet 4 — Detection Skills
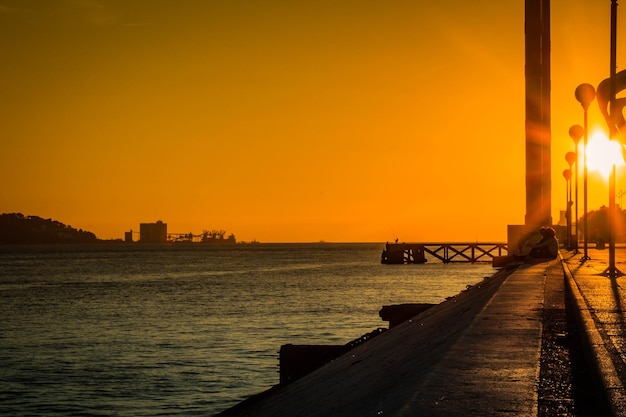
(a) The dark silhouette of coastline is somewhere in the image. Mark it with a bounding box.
[0,213,99,244]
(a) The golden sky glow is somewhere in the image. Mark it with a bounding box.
[1,0,625,242]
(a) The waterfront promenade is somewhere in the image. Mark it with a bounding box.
[217,248,626,416]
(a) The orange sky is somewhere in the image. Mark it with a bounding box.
[1,0,625,242]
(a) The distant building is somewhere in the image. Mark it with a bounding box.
[124,230,133,243]
[139,220,167,243]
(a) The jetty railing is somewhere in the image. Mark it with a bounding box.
[381,242,508,264]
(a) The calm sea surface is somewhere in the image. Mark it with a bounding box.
[0,243,497,416]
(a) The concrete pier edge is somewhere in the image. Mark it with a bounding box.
[216,254,626,416]
[561,254,626,416]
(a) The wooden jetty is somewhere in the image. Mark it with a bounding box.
[381,242,508,264]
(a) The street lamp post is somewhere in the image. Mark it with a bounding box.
[563,168,572,249]
[575,83,596,261]
[569,124,584,253]
[565,152,576,249]
[603,0,622,277]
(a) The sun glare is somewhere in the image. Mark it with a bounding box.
[585,130,625,178]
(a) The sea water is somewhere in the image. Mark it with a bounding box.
[0,243,496,416]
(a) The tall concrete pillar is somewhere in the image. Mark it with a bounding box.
[524,0,552,229]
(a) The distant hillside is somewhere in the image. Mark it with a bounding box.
[0,213,99,244]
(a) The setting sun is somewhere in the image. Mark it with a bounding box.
[585,130,625,178]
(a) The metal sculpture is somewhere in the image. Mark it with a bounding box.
[597,69,626,141]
